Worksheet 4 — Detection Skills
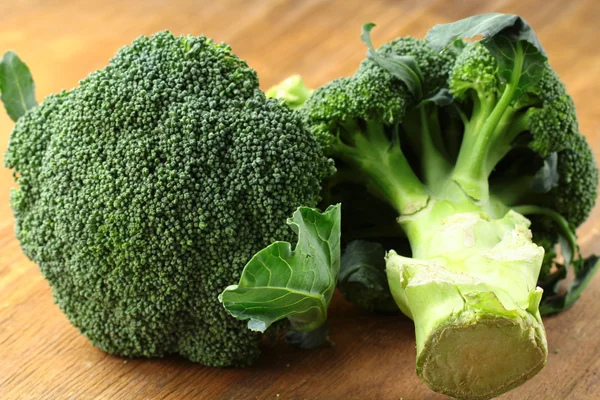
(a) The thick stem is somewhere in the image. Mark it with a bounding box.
[330,122,429,215]
[386,204,548,400]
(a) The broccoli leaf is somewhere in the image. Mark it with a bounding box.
[426,13,547,102]
[338,240,398,313]
[514,204,599,315]
[361,23,424,98]
[425,13,546,56]
[540,256,600,315]
[484,37,546,101]
[219,204,341,333]
[0,51,37,121]
[539,228,597,316]
[418,88,454,107]
[530,152,559,193]
[285,322,332,349]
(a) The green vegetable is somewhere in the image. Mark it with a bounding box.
[220,204,341,334]
[3,32,334,367]
[3,15,598,400]
[0,51,37,121]
[266,75,313,109]
[272,13,598,400]
[337,240,397,313]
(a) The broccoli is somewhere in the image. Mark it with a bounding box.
[272,14,598,400]
[266,75,313,110]
[3,32,336,366]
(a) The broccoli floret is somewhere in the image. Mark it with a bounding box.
[546,134,598,227]
[274,14,598,400]
[4,31,332,366]
[449,42,499,99]
[265,75,313,110]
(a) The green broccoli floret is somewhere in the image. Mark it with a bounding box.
[274,14,598,400]
[4,31,332,366]
[449,42,597,232]
[265,75,313,109]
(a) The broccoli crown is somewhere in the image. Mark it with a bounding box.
[305,34,596,236]
[5,31,332,366]
[304,37,455,150]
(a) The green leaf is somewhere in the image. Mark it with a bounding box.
[0,51,37,122]
[540,256,600,315]
[425,13,547,101]
[484,37,546,101]
[361,23,424,98]
[512,205,598,315]
[530,152,559,193]
[219,204,341,332]
[338,240,398,313]
[418,88,454,107]
[425,13,546,56]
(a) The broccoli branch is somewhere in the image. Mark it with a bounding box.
[330,120,429,215]
[452,42,526,201]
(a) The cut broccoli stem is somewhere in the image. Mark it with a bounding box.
[387,199,547,400]
[331,121,429,215]
[453,43,526,201]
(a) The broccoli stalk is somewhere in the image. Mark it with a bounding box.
[275,13,598,400]
[328,94,547,399]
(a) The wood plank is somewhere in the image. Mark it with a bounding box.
[1,1,599,399]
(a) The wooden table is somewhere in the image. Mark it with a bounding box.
[1,1,599,399]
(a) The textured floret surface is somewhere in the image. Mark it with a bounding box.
[5,31,331,366]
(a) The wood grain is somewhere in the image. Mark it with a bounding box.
[1,0,600,399]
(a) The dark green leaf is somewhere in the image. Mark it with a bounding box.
[537,212,597,316]
[338,240,398,313]
[537,264,566,293]
[219,204,341,332]
[425,13,547,101]
[0,51,37,121]
[530,152,559,193]
[484,37,546,100]
[513,205,596,316]
[540,256,600,315]
[418,88,454,107]
[425,13,546,56]
[361,23,424,98]
[285,322,332,349]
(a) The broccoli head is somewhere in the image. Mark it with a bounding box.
[4,31,332,366]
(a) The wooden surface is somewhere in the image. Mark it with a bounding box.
[1,0,600,399]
